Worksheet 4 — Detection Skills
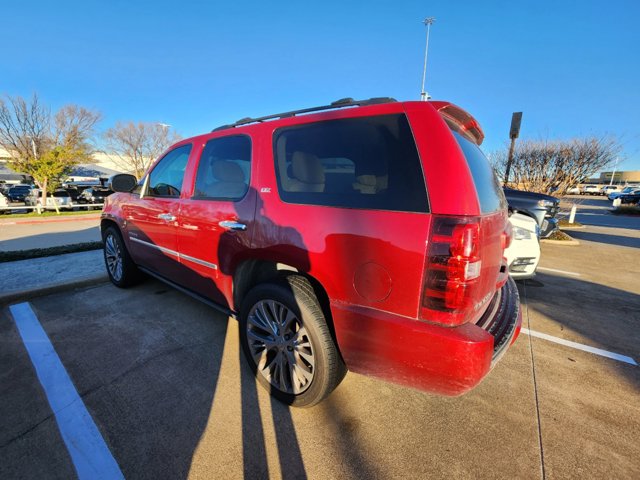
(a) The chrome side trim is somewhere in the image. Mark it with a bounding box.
[129,237,179,258]
[179,252,218,270]
[128,236,218,270]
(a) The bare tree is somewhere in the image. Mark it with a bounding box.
[0,94,101,207]
[492,136,621,195]
[103,122,181,178]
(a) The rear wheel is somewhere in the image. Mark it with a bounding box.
[239,275,346,407]
[102,225,142,288]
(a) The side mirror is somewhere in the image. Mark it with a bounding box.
[109,174,138,193]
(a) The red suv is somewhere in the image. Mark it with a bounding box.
[102,98,521,407]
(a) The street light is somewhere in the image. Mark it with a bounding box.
[609,157,619,186]
[25,135,38,159]
[420,17,436,101]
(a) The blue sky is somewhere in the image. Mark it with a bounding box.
[2,0,639,171]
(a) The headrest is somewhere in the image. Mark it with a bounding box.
[212,161,245,183]
[354,175,377,187]
[353,174,388,194]
[291,152,325,184]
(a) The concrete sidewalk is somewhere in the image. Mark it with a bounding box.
[0,250,108,305]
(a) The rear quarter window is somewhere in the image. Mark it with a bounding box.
[453,132,506,214]
[273,114,429,213]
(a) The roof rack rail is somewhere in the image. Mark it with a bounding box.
[212,97,397,132]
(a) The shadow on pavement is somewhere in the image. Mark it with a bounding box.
[567,229,640,248]
[520,271,640,389]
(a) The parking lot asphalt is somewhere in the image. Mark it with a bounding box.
[1,197,639,479]
[1,280,543,479]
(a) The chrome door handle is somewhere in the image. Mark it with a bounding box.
[158,213,176,222]
[219,220,247,231]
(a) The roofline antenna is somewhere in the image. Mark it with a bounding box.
[420,17,436,101]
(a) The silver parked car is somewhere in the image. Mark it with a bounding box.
[25,189,74,210]
[608,186,640,201]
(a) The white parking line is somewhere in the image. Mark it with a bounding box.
[522,328,637,366]
[9,302,124,480]
[537,267,581,277]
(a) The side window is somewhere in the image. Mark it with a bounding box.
[193,135,251,200]
[453,132,507,214]
[273,114,429,213]
[147,144,192,197]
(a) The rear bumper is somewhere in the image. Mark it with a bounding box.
[331,278,521,396]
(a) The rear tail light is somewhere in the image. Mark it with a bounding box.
[501,222,513,250]
[421,216,483,326]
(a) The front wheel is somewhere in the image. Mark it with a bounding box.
[239,275,346,407]
[102,225,142,288]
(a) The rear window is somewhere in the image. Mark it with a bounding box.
[453,132,506,214]
[273,114,428,213]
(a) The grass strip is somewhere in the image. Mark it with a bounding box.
[558,219,583,227]
[546,230,575,241]
[0,242,103,263]
[611,206,640,215]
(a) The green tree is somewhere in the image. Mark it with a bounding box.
[0,94,101,208]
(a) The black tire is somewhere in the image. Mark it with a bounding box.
[239,275,346,407]
[101,225,142,288]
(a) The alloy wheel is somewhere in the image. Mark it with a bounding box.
[246,300,315,394]
[104,234,123,282]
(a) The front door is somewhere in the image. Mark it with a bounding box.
[125,143,193,279]
[176,135,256,308]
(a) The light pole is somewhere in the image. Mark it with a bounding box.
[26,135,38,159]
[420,17,436,101]
[608,157,618,186]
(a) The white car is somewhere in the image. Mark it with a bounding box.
[25,189,74,210]
[566,186,581,195]
[581,185,600,195]
[600,185,620,195]
[505,213,540,280]
[0,192,9,213]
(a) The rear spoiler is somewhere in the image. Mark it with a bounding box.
[430,101,485,145]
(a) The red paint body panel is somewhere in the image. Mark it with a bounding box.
[404,102,481,216]
[102,99,521,397]
[331,303,494,395]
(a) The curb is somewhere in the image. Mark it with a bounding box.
[541,238,580,246]
[0,274,109,306]
[558,224,586,230]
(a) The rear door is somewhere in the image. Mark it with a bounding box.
[125,143,192,278]
[177,134,256,307]
[261,112,432,319]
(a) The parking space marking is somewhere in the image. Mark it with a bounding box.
[9,302,124,480]
[522,328,638,366]
[537,267,581,277]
